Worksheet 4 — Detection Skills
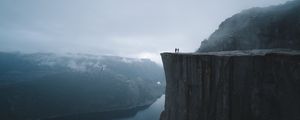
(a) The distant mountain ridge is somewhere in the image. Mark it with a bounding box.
[197,0,300,52]
[0,52,165,120]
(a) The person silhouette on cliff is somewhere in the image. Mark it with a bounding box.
[175,48,179,53]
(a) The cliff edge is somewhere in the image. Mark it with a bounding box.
[160,50,300,120]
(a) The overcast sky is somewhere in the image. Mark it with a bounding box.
[0,0,292,64]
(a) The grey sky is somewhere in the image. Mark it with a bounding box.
[0,0,292,64]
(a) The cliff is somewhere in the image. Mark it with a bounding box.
[160,50,300,120]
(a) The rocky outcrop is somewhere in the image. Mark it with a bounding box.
[197,0,300,52]
[163,1,300,120]
[160,50,300,120]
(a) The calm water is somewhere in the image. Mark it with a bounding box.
[118,95,165,120]
[48,95,165,120]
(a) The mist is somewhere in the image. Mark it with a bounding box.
[0,0,292,64]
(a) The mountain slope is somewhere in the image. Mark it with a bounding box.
[197,0,300,52]
[0,52,165,120]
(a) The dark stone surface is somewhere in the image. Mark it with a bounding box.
[160,50,300,120]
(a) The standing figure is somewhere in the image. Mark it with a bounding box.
[175,48,179,53]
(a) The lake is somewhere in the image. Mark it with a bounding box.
[118,95,165,120]
[48,95,165,120]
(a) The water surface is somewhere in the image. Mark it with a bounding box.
[48,95,165,120]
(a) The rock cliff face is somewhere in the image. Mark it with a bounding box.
[160,50,300,120]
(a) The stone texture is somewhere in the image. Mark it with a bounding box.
[160,50,300,120]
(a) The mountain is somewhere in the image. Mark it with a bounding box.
[197,0,300,52]
[0,52,165,120]
[160,1,300,120]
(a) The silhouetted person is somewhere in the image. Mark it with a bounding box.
[175,48,179,53]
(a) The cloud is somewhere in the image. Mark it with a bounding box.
[0,0,292,64]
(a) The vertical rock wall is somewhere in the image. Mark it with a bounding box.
[160,51,300,120]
